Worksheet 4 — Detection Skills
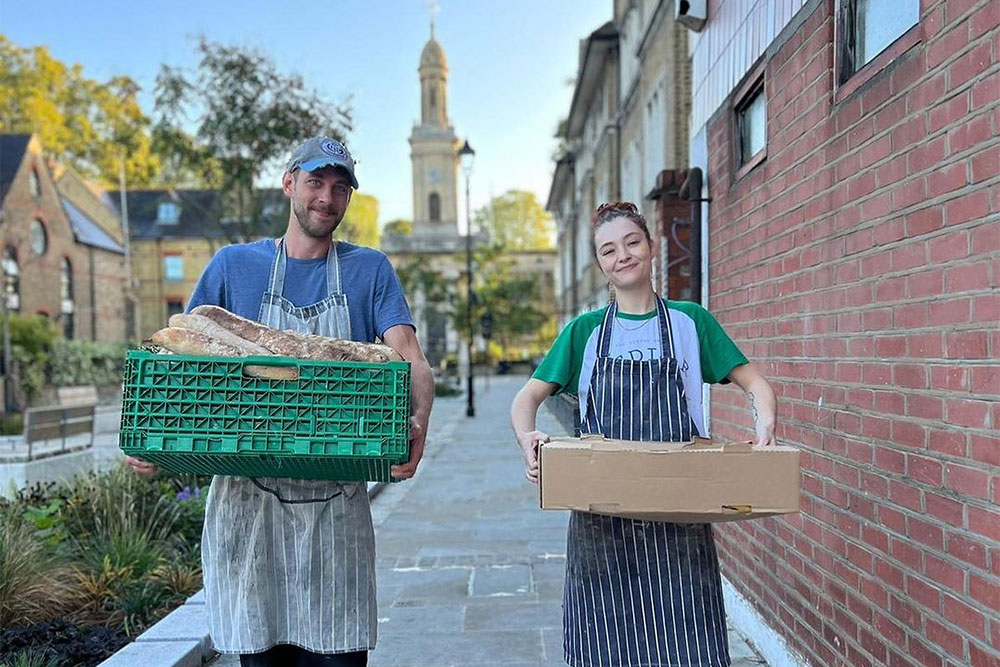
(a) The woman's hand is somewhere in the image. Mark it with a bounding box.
[124,455,158,476]
[516,430,549,484]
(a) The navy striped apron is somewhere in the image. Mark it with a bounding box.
[564,299,730,667]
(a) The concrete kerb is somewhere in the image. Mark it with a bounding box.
[97,397,467,667]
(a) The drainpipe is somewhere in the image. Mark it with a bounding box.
[89,246,97,340]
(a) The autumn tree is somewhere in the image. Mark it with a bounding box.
[153,37,353,240]
[0,36,161,186]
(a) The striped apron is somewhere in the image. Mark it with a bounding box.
[565,300,730,667]
[202,239,377,655]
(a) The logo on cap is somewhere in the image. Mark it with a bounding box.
[322,140,349,159]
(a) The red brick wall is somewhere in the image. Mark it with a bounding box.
[704,1,998,666]
[2,142,129,343]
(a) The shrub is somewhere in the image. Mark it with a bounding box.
[47,340,129,388]
[434,381,461,397]
[0,412,23,435]
[0,511,80,627]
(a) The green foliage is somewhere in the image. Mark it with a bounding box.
[7,313,59,360]
[8,649,65,667]
[0,467,210,637]
[337,191,380,248]
[383,218,413,236]
[153,37,353,240]
[0,510,79,627]
[0,36,161,187]
[5,314,60,403]
[0,412,23,435]
[473,190,555,250]
[434,381,461,397]
[47,339,128,387]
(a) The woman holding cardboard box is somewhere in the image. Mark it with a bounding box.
[510,201,777,667]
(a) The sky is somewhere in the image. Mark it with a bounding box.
[1,1,612,230]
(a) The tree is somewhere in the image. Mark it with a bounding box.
[0,36,161,187]
[382,218,413,236]
[153,37,353,240]
[450,244,555,359]
[337,192,380,247]
[473,189,555,251]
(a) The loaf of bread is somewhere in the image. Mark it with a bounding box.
[150,326,299,380]
[190,305,403,362]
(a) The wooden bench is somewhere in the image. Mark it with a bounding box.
[56,385,99,406]
[24,403,96,460]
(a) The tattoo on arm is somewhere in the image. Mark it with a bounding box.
[747,391,759,425]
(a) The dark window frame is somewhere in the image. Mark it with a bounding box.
[732,62,767,182]
[835,0,922,101]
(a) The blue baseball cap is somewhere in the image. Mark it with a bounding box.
[285,137,359,188]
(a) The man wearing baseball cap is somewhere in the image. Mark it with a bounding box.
[130,137,434,666]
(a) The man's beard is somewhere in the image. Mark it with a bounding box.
[293,200,342,238]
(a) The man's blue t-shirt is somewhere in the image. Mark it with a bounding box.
[186,239,414,343]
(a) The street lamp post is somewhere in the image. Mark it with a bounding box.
[458,139,475,418]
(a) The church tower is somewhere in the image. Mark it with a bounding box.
[409,20,460,238]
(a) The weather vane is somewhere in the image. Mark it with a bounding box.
[427,0,439,37]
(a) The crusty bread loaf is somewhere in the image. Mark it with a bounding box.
[190,305,403,362]
[169,314,271,355]
[150,327,298,380]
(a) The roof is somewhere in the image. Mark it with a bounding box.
[0,134,31,204]
[61,196,125,254]
[565,22,619,139]
[111,188,287,240]
[546,153,576,212]
[420,38,447,69]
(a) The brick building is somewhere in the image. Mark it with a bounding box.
[548,0,692,325]
[686,1,998,665]
[0,134,130,342]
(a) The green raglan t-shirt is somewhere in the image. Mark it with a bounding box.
[532,299,748,436]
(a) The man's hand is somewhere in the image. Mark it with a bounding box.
[516,430,549,484]
[125,455,158,476]
[391,414,428,480]
[383,325,433,482]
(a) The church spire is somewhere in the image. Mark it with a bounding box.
[428,0,438,39]
[418,2,448,128]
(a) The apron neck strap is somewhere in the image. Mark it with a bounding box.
[595,297,677,358]
[269,237,343,297]
[655,298,677,358]
[595,301,618,356]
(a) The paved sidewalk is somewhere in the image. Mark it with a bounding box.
[215,375,767,666]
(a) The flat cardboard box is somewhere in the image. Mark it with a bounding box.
[539,435,800,523]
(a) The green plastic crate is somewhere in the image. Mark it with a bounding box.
[119,350,410,482]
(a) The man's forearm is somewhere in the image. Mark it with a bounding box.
[409,358,434,421]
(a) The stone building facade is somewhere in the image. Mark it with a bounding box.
[548,0,692,326]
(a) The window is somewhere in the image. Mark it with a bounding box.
[60,258,74,339]
[839,0,920,83]
[29,219,48,255]
[736,81,766,168]
[428,192,441,222]
[28,169,40,198]
[164,255,184,281]
[166,300,185,318]
[3,247,19,312]
[157,201,180,224]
